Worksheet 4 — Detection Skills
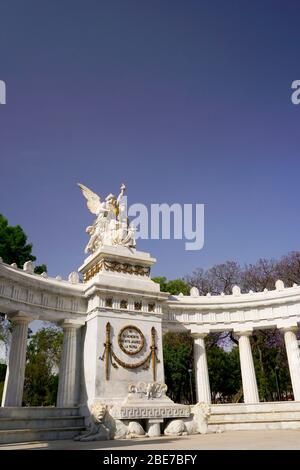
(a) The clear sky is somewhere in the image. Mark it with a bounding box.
[0,0,300,281]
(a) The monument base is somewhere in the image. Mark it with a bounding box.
[108,381,190,437]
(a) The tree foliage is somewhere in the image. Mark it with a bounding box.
[23,328,63,406]
[250,330,293,401]
[207,345,242,402]
[163,332,194,403]
[163,331,243,404]
[0,214,35,267]
[163,330,293,404]
[152,276,189,295]
[0,214,47,343]
[185,252,300,295]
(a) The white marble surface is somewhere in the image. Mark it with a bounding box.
[236,332,259,404]
[1,314,31,406]
[192,333,211,404]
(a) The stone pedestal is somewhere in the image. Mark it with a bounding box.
[236,331,259,404]
[1,315,31,407]
[79,246,169,406]
[192,333,211,404]
[283,327,300,401]
[57,320,84,407]
[109,381,190,435]
[147,419,163,437]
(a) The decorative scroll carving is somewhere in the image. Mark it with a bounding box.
[100,323,159,381]
[83,260,151,282]
[128,382,168,400]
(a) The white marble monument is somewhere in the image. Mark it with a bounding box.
[77,183,189,438]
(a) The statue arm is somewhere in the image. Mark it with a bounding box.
[117,183,126,205]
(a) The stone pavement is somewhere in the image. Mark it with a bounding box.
[0,430,300,450]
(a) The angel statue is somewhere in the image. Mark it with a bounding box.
[78,183,136,254]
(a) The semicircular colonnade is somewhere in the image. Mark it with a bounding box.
[1,258,300,408]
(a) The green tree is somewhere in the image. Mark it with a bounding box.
[0,214,47,270]
[23,327,63,406]
[152,276,168,292]
[250,331,293,401]
[163,331,242,404]
[207,345,242,402]
[0,214,47,341]
[152,276,189,295]
[0,214,35,266]
[163,332,194,404]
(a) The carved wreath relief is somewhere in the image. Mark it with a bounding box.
[100,322,159,381]
[118,325,145,356]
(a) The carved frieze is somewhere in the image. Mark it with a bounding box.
[0,275,86,318]
[83,260,151,282]
[110,405,190,420]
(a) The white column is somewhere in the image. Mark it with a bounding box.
[192,333,211,404]
[236,331,259,404]
[57,321,82,407]
[1,316,31,407]
[282,327,300,401]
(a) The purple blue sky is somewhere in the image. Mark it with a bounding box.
[0,0,300,280]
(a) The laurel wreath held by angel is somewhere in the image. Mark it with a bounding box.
[78,183,136,254]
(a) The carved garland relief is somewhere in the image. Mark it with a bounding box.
[100,323,159,381]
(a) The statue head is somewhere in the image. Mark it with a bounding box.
[105,193,117,210]
[90,403,107,423]
[105,193,115,202]
[191,402,211,420]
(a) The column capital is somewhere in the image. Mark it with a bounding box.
[9,312,35,324]
[191,331,209,339]
[278,324,299,333]
[234,330,253,337]
[58,318,85,329]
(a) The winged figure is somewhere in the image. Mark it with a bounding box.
[78,183,136,254]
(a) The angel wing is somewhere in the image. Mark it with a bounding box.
[78,183,102,215]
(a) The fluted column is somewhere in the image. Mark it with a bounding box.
[1,315,31,407]
[192,333,211,404]
[282,326,300,401]
[57,320,83,407]
[236,331,259,403]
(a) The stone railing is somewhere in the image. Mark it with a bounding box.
[0,259,86,322]
[164,281,300,332]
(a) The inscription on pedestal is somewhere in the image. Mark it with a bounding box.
[118,325,145,355]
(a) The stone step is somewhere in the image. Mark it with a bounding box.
[208,402,300,431]
[0,426,85,444]
[208,421,300,432]
[210,402,300,414]
[0,407,81,419]
[209,414,300,424]
[0,415,85,430]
